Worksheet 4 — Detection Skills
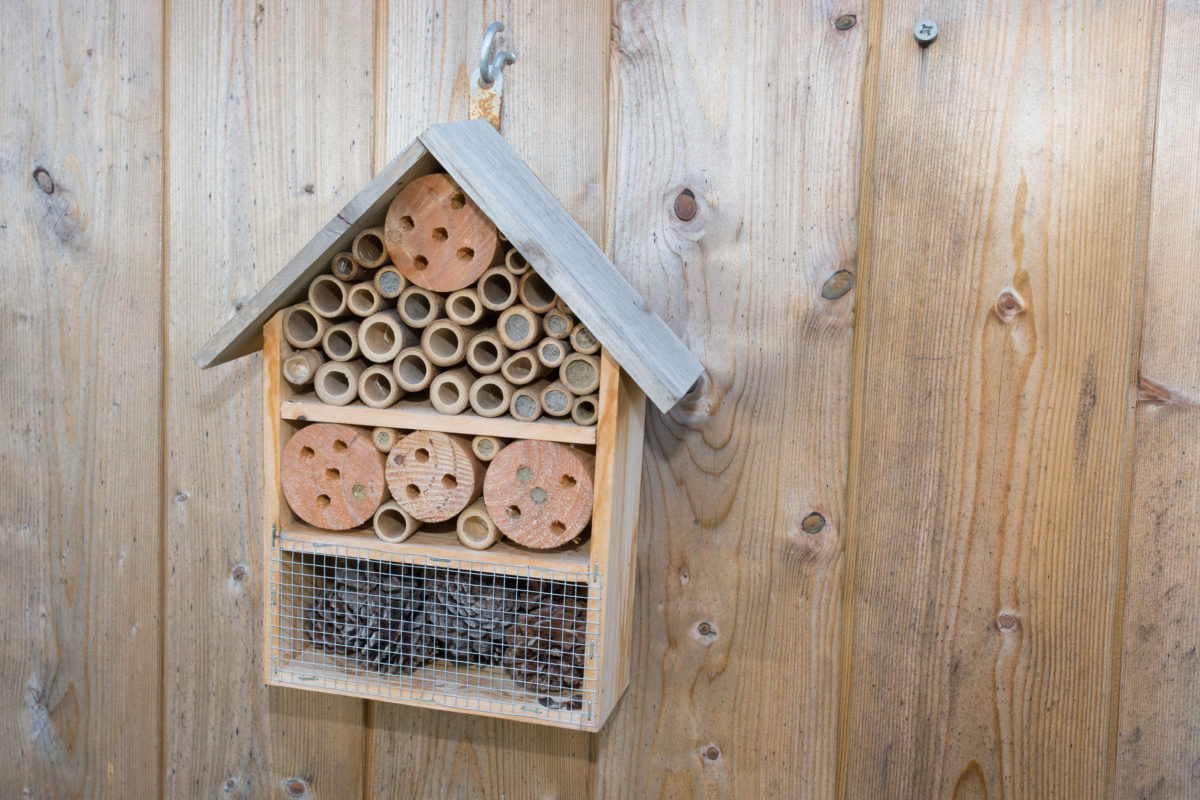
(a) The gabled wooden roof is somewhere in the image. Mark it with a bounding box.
[195,119,701,412]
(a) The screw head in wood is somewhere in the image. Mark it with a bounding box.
[674,189,698,221]
[998,613,1018,630]
[914,19,938,46]
[801,512,826,534]
[821,270,855,299]
[834,14,857,30]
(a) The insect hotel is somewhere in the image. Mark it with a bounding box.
[194,120,702,730]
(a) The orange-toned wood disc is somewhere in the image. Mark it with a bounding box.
[384,173,499,292]
[385,430,483,523]
[281,423,386,530]
[483,440,594,549]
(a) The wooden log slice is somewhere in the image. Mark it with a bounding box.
[384,173,498,292]
[281,423,386,531]
[483,440,594,549]
[386,430,483,523]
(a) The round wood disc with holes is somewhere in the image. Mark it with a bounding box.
[386,430,483,523]
[281,423,386,530]
[384,173,499,292]
[483,440,594,549]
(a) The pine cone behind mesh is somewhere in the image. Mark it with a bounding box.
[503,592,588,694]
[305,563,435,674]
[427,569,536,666]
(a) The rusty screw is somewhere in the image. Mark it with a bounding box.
[834,14,857,31]
[914,20,938,47]
[704,745,721,761]
[674,189,697,222]
[697,621,715,637]
[801,512,826,534]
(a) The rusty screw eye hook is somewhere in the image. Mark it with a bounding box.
[478,22,516,88]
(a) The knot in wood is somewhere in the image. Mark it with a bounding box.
[32,166,55,194]
[821,270,855,300]
[703,745,721,761]
[801,512,826,534]
[997,613,1018,630]
[995,288,1026,323]
[283,778,309,798]
[834,14,857,30]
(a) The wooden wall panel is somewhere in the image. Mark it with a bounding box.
[0,1,164,796]
[163,2,374,796]
[597,2,865,797]
[839,2,1159,797]
[366,2,609,798]
[1116,2,1200,796]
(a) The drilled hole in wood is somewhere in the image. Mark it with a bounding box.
[325,467,340,481]
[399,215,415,230]
[316,494,331,507]
[414,448,429,462]
[457,247,475,261]
[549,520,566,536]
[449,193,466,210]
[300,446,315,461]
[332,439,348,453]
[560,474,576,489]
[413,255,429,271]
[406,484,421,499]
[431,227,448,241]
[442,474,457,490]
[506,505,521,520]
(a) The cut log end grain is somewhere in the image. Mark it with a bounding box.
[384,173,498,291]
[456,499,501,550]
[282,303,325,349]
[373,500,420,543]
[282,423,386,530]
[483,440,594,549]
[386,430,483,523]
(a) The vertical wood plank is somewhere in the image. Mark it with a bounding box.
[1116,2,1200,796]
[164,1,374,796]
[0,2,164,796]
[596,1,865,797]
[839,2,1159,797]
[367,2,608,797]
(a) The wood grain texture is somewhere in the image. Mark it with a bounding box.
[368,1,610,796]
[164,1,372,796]
[1116,2,1200,796]
[596,1,865,797]
[0,1,164,796]
[839,2,1159,797]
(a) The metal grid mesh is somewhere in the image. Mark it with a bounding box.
[268,536,602,725]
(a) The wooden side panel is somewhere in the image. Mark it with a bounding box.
[839,2,1158,797]
[164,1,373,796]
[368,2,610,797]
[597,1,866,797]
[1116,2,1200,796]
[0,1,164,796]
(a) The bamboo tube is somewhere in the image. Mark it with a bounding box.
[456,499,501,550]
[560,352,600,396]
[314,359,366,406]
[280,423,385,530]
[397,285,445,328]
[331,251,363,282]
[510,379,549,422]
[282,303,326,349]
[373,500,421,543]
[445,287,484,325]
[373,265,406,299]
[429,367,473,415]
[500,348,549,386]
[542,308,575,340]
[282,349,324,386]
[465,331,508,375]
[569,323,600,355]
[535,337,567,369]
[392,346,434,392]
[517,272,557,314]
[497,304,539,350]
[477,266,518,311]
[468,374,513,418]
[540,381,574,417]
[358,309,415,363]
[322,320,361,361]
[421,319,476,368]
[372,427,399,453]
[571,394,599,426]
[471,435,503,462]
[357,364,403,409]
[347,281,384,317]
[352,226,389,268]
[308,275,350,318]
[482,440,594,549]
[385,430,483,522]
[503,248,530,275]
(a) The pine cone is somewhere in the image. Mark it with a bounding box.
[427,569,536,666]
[305,562,435,674]
[503,590,588,695]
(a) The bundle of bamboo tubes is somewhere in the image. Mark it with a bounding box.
[280,237,599,425]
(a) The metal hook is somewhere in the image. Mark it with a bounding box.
[478,21,516,88]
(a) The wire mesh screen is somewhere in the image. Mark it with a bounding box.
[268,538,602,725]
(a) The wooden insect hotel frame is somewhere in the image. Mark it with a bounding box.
[196,120,701,730]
